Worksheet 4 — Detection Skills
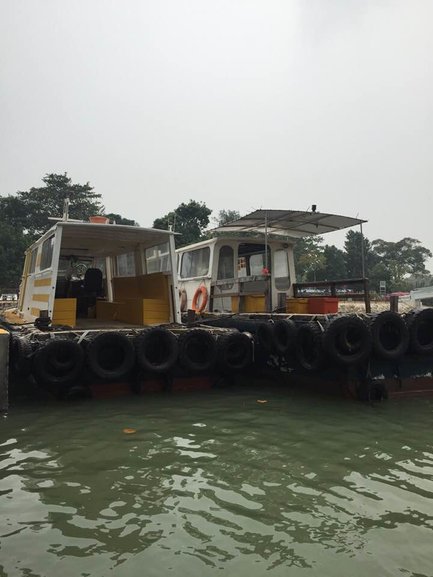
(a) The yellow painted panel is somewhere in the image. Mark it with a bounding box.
[30,307,40,317]
[34,277,52,287]
[137,273,168,299]
[53,298,77,312]
[33,293,50,302]
[52,314,75,327]
[112,273,169,301]
[142,300,169,312]
[244,295,266,313]
[53,298,76,326]
[96,301,121,321]
[286,298,309,313]
[112,277,139,301]
[231,296,239,313]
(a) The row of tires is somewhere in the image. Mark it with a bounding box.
[9,328,254,388]
[202,308,433,371]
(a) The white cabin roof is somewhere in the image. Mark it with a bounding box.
[212,209,366,238]
[28,221,175,257]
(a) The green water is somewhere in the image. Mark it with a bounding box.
[1,388,433,577]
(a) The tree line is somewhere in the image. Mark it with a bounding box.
[0,173,431,294]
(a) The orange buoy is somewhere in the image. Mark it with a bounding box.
[191,286,208,313]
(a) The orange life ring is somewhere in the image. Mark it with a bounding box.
[192,286,208,313]
[179,289,188,312]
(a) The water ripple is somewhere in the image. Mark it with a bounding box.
[1,392,433,576]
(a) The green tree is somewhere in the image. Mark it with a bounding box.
[370,237,432,289]
[0,173,136,291]
[216,209,241,226]
[344,230,376,278]
[16,173,104,237]
[153,200,212,247]
[294,236,325,282]
[317,245,347,280]
[105,213,138,226]
[0,223,27,291]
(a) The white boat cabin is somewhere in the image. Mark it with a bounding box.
[175,209,365,314]
[18,219,180,327]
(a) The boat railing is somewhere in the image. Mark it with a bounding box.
[293,277,371,313]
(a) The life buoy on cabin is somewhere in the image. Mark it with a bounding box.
[191,286,208,313]
[179,289,188,312]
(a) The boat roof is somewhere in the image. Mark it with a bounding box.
[212,209,366,238]
[28,221,175,257]
[176,235,291,253]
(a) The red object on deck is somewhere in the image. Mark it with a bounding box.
[308,297,339,314]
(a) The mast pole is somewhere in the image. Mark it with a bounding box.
[360,222,366,278]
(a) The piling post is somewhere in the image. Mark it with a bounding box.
[0,329,9,413]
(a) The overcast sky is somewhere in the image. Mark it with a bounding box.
[1,0,432,266]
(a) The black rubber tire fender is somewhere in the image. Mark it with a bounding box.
[295,322,326,371]
[9,335,33,376]
[273,318,297,355]
[407,308,433,355]
[86,332,135,380]
[32,339,84,387]
[370,311,409,360]
[322,315,372,366]
[255,322,275,353]
[178,329,217,373]
[135,327,178,373]
[217,332,253,372]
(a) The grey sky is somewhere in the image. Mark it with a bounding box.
[1,0,432,267]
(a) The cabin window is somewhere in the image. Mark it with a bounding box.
[217,246,234,280]
[146,243,171,274]
[40,236,54,270]
[274,249,290,290]
[180,247,210,278]
[249,253,265,275]
[93,257,106,277]
[237,244,271,277]
[29,248,38,274]
[116,252,136,277]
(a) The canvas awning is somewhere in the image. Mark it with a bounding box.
[212,209,366,239]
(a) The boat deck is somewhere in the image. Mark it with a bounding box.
[74,319,144,330]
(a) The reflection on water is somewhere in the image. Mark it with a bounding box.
[1,388,433,576]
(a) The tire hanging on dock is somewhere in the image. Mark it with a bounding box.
[32,339,84,387]
[217,332,253,372]
[178,328,217,373]
[9,334,33,376]
[406,308,433,355]
[370,311,409,360]
[322,315,372,366]
[295,322,326,371]
[255,322,275,353]
[135,327,178,373]
[273,318,297,356]
[86,332,135,380]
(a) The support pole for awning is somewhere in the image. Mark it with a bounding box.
[360,222,366,279]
